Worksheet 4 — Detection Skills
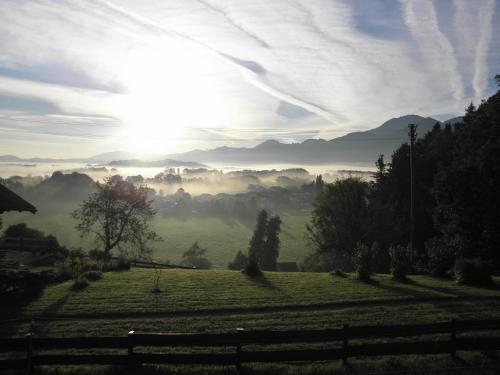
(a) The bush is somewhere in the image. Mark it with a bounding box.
[0,269,46,300]
[372,242,390,274]
[329,268,347,277]
[426,238,455,277]
[103,257,131,271]
[300,252,335,272]
[71,276,89,291]
[81,270,103,281]
[389,245,411,281]
[454,258,492,285]
[243,258,261,277]
[352,241,372,281]
[228,250,248,270]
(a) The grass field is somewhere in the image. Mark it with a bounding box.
[4,269,500,374]
[1,211,311,268]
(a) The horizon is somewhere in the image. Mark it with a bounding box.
[1,0,499,158]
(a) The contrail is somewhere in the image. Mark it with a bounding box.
[88,0,339,123]
[472,0,495,98]
[403,0,464,101]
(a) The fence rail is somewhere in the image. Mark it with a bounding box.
[1,319,500,372]
[0,237,53,252]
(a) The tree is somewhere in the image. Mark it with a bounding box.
[4,223,44,239]
[353,241,372,281]
[261,215,282,271]
[228,250,248,270]
[306,177,370,271]
[248,209,268,267]
[181,242,212,269]
[72,177,160,258]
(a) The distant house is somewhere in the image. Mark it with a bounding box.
[0,184,37,214]
[277,262,300,272]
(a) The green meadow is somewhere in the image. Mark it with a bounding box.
[1,212,311,268]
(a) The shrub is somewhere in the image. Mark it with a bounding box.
[454,258,492,285]
[352,241,372,281]
[329,268,347,277]
[81,270,103,281]
[71,276,89,291]
[371,242,390,274]
[426,238,455,277]
[103,257,131,271]
[228,250,248,270]
[243,258,261,277]
[389,245,411,281]
[301,252,335,272]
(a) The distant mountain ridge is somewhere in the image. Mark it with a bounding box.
[0,114,462,166]
[166,115,460,165]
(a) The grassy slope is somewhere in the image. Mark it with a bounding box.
[6,270,500,374]
[2,212,310,268]
[21,269,500,318]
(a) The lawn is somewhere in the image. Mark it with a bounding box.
[13,269,500,322]
[1,212,311,268]
[4,269,500,374]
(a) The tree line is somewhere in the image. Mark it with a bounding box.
[304,80,500,281]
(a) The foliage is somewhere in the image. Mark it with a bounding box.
[247,210,282,271]
[81,270,103,281]
[0,268,45,301]
[4,223,44,239]
[306,177,370,271]
[454,258,493,285]
[426,238,455,277]
[248,210,268,267]
[261,216,282,271]
[72,177,161,257]
[300,252,335,272]
[228,250,248,270]
[353,241,372,281]
[181,242,212,269]
[71,276,90,291]
[243,257,261,277]
[389,245,411,281]
[371,242,389,274]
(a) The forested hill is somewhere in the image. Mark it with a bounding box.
[166,115,460,165]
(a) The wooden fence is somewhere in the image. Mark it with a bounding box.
[1,319,500,372]
[0,237,53,253]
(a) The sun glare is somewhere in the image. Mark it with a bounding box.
[116,45,226,154]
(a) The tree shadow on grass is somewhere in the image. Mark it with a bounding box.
[244,273,278,290]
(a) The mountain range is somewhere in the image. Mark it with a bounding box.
[165,115,462,165]
[0,114,462,166]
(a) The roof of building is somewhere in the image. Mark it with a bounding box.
[0,184,37,214]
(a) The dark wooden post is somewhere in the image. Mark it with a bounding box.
[26,325,34,375]
[450,319,457,357]
[342,324,349,365]
[128,330,135,364]
[236,328,244,373]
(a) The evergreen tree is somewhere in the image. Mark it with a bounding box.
[261,215,282,271]
[248,209,268,267]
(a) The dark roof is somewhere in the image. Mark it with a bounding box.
[0,184,37,214]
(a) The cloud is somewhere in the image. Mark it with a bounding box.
[0,0,498,157]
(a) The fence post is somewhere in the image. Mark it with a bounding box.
[450,319,457,358]
[26,320,34,375]
[342,324,349,365]
[128,330,135,364]
[236,328,244,373]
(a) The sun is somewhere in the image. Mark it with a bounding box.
[115,43,226,155]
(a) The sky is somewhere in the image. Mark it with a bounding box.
[0,0,499,158]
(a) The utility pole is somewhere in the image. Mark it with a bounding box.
[408,124,417,255]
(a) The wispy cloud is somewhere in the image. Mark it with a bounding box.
[0,0,498,157]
